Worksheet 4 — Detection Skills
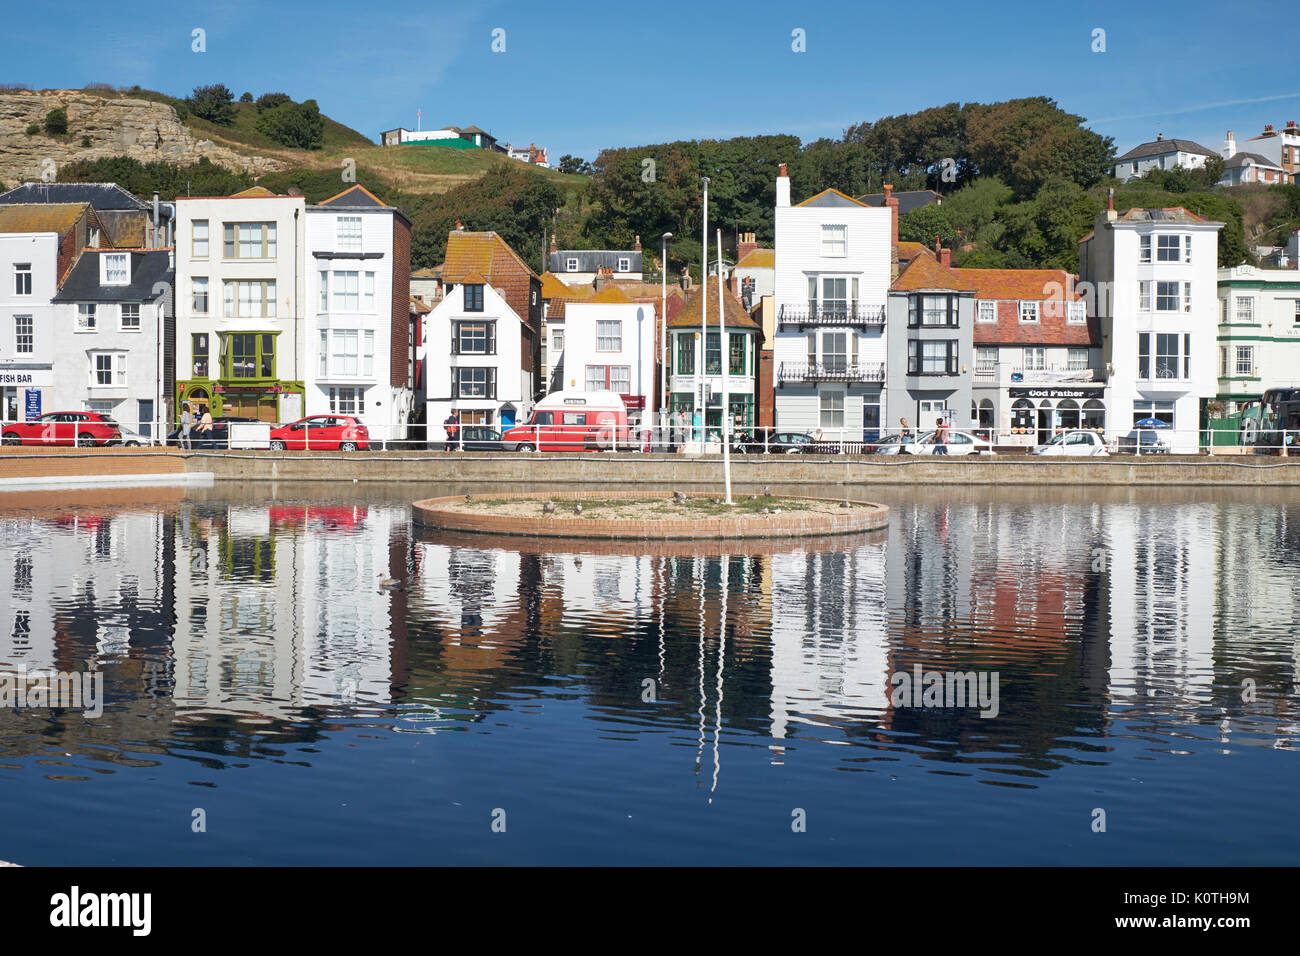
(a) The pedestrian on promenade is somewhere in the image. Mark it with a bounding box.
[196,407,213,438]
[443,412,459,451]
[180,403,192,450]
[933,417,950,455]
[899,417,912,442]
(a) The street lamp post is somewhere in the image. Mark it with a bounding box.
[698,177,709,448]
[660,231,672,447]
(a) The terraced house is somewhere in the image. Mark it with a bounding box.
[424,229,541,442]
[174,186,307,423]
[306,185,413,442]
[772,164,892,439]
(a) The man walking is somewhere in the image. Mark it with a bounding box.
[933,416,950,455]
[180,403,192,450]
[443,411,459,452]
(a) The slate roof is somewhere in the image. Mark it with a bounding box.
[316,184,389,207]
[1115,138,1218,162]
[670,278,760,331]
[735,248,774,269]
[1224,151,1282,170]
[0,182,147,210]
[1114,207,1211,224]
[0,202,93,236]
[795,188,867,208]
[549,250,643,273]
[858,189,943,216]
[52,249,173,303]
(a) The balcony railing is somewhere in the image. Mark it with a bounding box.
[778,361,885,385]
[1009,366,1096,383]
[778,303,886,330]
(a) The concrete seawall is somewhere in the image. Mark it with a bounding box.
[179,450,1300,487]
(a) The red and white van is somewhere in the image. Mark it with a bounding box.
[503,391,630,452]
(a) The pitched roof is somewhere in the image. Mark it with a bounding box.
[229,186,279,198]
[897,240,935,263]
[52,249,172,303]
[1224,151,1282,170]
[443,231,538,282]
[460,269,489,285]
[549,249,642,273]
[891,254,976,292]
[316,184,389,207]
[0,182,147,211]
[670,278,760,330]
[587,284,634,304]
[795,188,867,208]
[735,248,774,269]
[858,190,943,216]
[412,265,443,278]
[0,202,92,236]
[950,267,1081,301]
[409,296,432,314]
[1115,138,1218,161]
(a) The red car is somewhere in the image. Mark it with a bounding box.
[1,411,121,447]
[268,415,370,451]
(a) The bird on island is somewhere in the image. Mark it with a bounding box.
[542,500,556,515]
[465,493,474,502]
[773,508,782,515]
[573,503,583,515]
[762,486,772,497]
[711,497,721,505]
[749,494,757,500]
[377,573,404,591]
[672,490,687,504]
[839,500,851,509]
[760,507,770,515]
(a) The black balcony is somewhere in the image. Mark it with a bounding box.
[778,303,886,330]
[778,362,885,385]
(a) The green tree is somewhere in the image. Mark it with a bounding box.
[256,99,324,149]
[43,108,68,135]
[188,84,236,125]
[898,204,959,248]
[965,97,1114,197]
[255,92,292,113]
[239,91,253,103]
[556,154,591,175]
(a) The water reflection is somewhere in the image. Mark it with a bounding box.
[0,484,1297,863]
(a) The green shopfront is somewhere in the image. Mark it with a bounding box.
[668,328,758,434]
[177,330,303,424]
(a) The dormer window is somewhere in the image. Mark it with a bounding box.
[1019,301,1040,323]
[464,284,484,312]
[566,257,579,272]
[617,257,631,272]
[1067,301,1086,324]
[101,253,129,285]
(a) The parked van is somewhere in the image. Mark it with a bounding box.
[503,391,630,452]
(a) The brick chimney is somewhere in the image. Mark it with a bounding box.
[680,266,692,291]
[939,248,951,268]
[549,233,557,254]
[595,266,614,290]
[728,272,738,297]
[737,231,758,262]
[776,163,790,208]
[455,220,464,231]
[633,234,642,251]
[885,184,899,278]
[1223,131,1236,160]
[933,234,941,256]
[1106,187,1117,223]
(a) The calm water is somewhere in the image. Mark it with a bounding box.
[0,481,1297,865]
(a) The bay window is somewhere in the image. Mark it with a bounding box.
[332,271,360,311]
[908,339,957,374]
[909,294,956,327]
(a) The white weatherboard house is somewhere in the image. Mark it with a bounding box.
[0,232,58,423]
[773,163,891,436]
[1078,201,1223,452]
[1111,135,1218,182]
[173,186,307,424]
[307,185,413,441]
[555,286,656,423]
[51,248,172,439]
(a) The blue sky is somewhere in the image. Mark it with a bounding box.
[4,0,1298,163]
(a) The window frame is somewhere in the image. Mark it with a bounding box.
[336,216,363,253]
[13,262,31,296]
[119,303,141,331]
[14,314,33,354]
[223,221,277,260]
[596,319,622,352]
[821,224,847,258]
[192,220,209,258]
[76,303,97,332]
[1019,301,1040,324]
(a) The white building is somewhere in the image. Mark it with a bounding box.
[173,186,307,423]
[773,163,891,434]
[1237,122,1300,180]
[1215,263,1300,412]
[547,238,643,287]
[424,230,542,438]
[1079,200,1224,452]
[306,185,413,441]
[1111,135,1218,181]
[51,248,172,438]
[552,285,656,422]
[0,232,58,423]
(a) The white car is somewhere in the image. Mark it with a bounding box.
[1032,430,1109,456]
[904,429,997,456]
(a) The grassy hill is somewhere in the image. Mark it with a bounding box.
[86,85,585,197]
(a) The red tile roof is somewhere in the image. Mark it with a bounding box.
[891,254,976,292]
[443,231,538,329]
